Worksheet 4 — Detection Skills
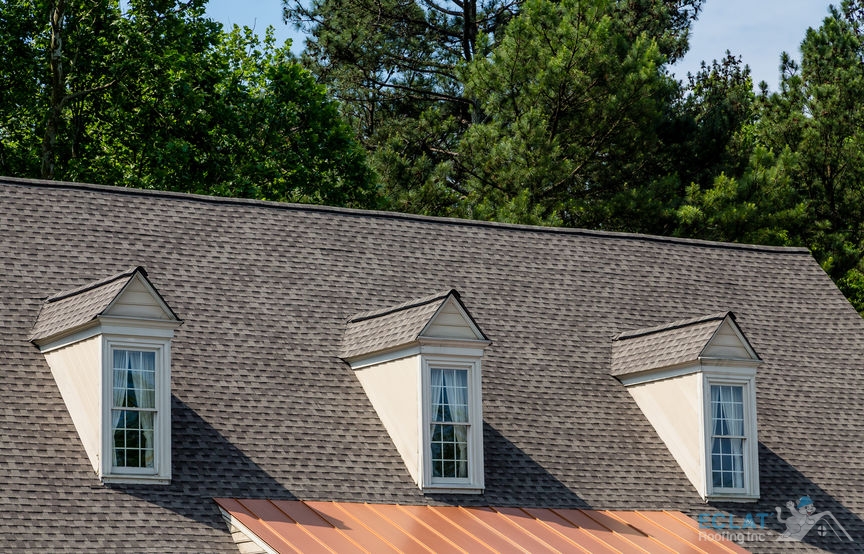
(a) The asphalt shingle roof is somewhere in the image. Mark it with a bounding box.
[340,290,453,359]
[611,312,730,377]
[28,266,139,342]
[2,176,863,553]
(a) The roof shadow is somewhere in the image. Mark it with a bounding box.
[425,422,591,509]
[107,395,297,531]
[710,443,862,552]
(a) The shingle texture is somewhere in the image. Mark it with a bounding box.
[28,267,139,342]
[611,312,728,377]
[2,177,863,553]
[340,290,452,359]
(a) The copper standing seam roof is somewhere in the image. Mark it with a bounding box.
[214,499,751,554]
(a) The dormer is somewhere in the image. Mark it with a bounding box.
[340,290,491,493]
[29,267,182,484]
[612,312,761,501]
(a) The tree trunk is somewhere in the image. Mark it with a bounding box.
[41,0,66,180]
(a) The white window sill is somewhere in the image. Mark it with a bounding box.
[101,474,171,485]
[706,492,760,503]
[422,485,484,495]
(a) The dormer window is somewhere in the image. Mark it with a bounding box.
[340,290,490,493]
[113,348,157,469]
[423,359,483,488]
[30,267,181,484]
[612,312,761,501]
[703,375,759,499]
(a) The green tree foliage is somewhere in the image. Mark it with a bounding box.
[676,1,864,311]
[672,53,756,191]
[453,0,673,225]
[286,0,703,215]
[0,0,377,207]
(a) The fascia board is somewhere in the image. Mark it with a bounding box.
[344,346,422,369]
[34,315,181,352]
[216,507,279,554]
[618,362,702,387]
[345,338,491,369]
[34,320,102,352]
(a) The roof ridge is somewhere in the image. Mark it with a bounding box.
[614,311,732,341]
[348,290,455,323]
[45,266,143,303]
[0,176,813,254]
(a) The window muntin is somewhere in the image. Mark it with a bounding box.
[430,368,469,479]
[710,384,745,489]
[112,349,157,470]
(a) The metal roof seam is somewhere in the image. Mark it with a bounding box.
[305,501,402,554]
[656,511,749,554]
[486,506,564,553]
[603,510,680,554]
[215,501,755,554]
[568,509,659,554]
[603,510,705,554]
[329,501,404,554]
[264,499,341,554]
[232,498,302,554]
[515,508,594,554]
[454,506,532,554]
[393,505,471,554]
[362,503,439,554]
[300,502,372,554]
[626,511,712,554]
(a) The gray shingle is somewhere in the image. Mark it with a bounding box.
[340,290,451,359]
[27,267,139,342]
[1,176,862,553]
[611,312,728,377]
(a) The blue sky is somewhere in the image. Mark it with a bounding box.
[205,0,835,90]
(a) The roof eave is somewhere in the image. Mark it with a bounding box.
[343,337,492,369]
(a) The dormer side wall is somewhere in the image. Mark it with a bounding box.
[626,372,705,498]
[354,355,422,484]
[43,335,103,473]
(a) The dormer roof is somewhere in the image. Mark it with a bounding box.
[611,312,760,378]
[340,289,488,360]
[29,266,181,345]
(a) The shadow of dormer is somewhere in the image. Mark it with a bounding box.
[709,443,863,553]
[108,396,297,531]
[425,422,591,508]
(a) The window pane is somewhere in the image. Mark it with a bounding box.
[431,423,468,478]
[711,437,744,489]
[431,369,468,423]
[710,385,744,437]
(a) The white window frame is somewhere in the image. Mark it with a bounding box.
[101,335,172,484]
[419,356,484,493]
[702,372,759,501]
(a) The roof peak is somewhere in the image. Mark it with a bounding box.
[614,312,733,341]
[1,176,812,254]
[45,266,145,303]
[347,290,457,323]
